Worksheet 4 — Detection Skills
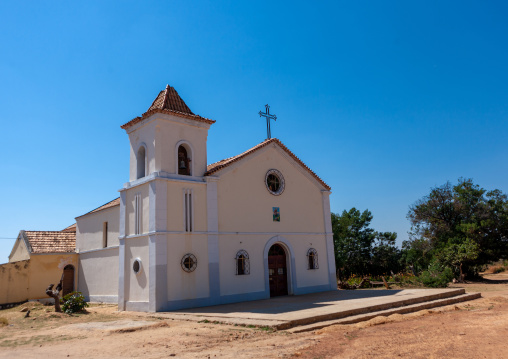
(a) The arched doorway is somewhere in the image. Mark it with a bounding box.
[62,265,75,296]
[268,244,288,297]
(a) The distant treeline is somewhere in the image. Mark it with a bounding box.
[332,178,508,284]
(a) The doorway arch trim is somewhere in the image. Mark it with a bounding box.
[263,235,296,295]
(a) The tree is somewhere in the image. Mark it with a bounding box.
[371,231,401,276]
[400,238,433,275]
[332,208,399,278]
[45,281,63,313]
[407,178,508,278]
[440,238,479,282]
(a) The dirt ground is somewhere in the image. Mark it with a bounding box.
[1,272,507,359]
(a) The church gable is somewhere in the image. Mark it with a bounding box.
[8,234,30,262]
[205,138,330,191]
[214,140,329,233]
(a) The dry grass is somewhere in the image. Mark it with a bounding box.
[0,317,8,327]
[484,260,508,274]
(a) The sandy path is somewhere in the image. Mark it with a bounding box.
[0,273,507,358]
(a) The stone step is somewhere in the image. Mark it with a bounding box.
[276,288,468,330]
[286,292,481,333]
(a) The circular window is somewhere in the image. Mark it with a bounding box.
[133,259,141,274]
[265,169,285,195]
[181,253,197,272]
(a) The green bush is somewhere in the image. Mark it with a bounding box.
[61,292,89,314]
[419,266,453,288]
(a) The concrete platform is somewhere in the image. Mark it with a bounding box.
[152,288,481,331]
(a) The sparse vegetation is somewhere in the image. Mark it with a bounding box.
[61,292,89,314]
[485,260,508,274]
[0,317,8,326]
[418,263,454,288]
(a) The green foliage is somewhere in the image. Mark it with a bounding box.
[400,238,433,275]
[332,208,400,278]
[61,292,88,314]
[418,262,453,288]
[440,237,479,278]
[407,178,508,279]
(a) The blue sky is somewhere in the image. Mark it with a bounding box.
[1,1,507,262]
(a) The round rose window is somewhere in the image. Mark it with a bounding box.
[265,169,285,196]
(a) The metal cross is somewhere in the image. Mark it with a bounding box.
[259,104,277,139]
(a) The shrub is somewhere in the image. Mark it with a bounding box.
[61,292,89,314]
[0,317,8,326]
[419,265,453,288]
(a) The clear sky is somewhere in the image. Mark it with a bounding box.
[1,1,507,262]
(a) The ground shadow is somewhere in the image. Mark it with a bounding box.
[175,289,404,315]
[478,278,508,284]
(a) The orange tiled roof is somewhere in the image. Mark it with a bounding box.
[23,231,75,254]
[61,223,76,232]
[76,197,120,219]
[205,138,331,190]
[121,85,215,130]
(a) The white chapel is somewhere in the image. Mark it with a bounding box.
[5,85,337,312]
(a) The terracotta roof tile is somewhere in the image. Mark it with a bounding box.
[121,85,215,130]
[76,197,120,219]
[23,231,75,254]
[205,138,331,190]
[148,85,194,114]
[61,223,76,232]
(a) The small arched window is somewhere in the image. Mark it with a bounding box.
[235,250,250,275]
[137,146,146,179]
[307,248,318,270]
[178,145,191,176]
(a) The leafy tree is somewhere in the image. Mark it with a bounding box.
[440,238,479,281]
[400,238,433,275]
[371,231,402,276]
[332,208,399,278]
[407,178,508,278]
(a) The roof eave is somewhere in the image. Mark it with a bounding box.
[204,138,331,191]
[121,109,215,131]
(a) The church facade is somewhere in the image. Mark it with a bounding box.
[75,85,336,312]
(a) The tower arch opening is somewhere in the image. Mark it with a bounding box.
[177,143,192,176]
[136,145,146,179]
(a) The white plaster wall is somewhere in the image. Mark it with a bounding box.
[218,235,265,296]
[285,234,330,289]
[166,234,209,301]
[157,116,210,177]
[78,248,119,299]
[76,206,120,251]
[127,115,211,180]
[125,184,150,236]
[218,234,329,296]
[125,236,149,302]
[166,181,207,232]
[8,238,30,262]
[216,145,326,233]
[128,120,157,181]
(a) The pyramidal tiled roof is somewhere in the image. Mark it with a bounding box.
[121,85,214,129]
[205,138,331,190]
[148,85,194,114]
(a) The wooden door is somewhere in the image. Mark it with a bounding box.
[62,265,74,296]
[268,244,288,297]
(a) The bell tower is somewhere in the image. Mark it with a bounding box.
[121,85,215,181]
[117,85,215,312]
